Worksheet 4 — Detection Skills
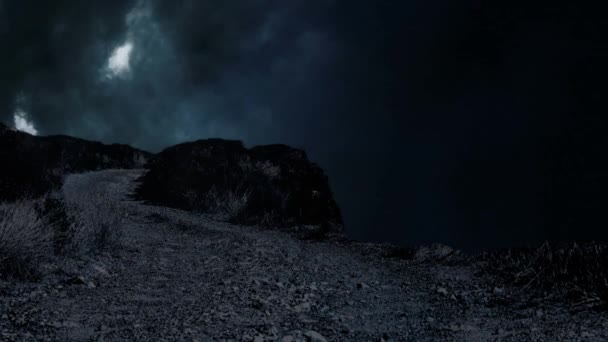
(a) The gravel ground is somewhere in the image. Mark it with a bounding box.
[1,170,607,341]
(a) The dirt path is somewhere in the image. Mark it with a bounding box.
[1,170,607,341]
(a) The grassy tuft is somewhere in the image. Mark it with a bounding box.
[203,186,251,222]
[0,188,126,280]
[0,200,52,279]
[61,191,125,255]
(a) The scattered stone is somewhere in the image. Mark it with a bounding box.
[293,302,311,312]
[65,276,87,285]
[63,321,79,328]
[581,332,595,338]
[304,330,327,342]
[449,324,477,332]
[436,287,448,296]
[92,265,110,276]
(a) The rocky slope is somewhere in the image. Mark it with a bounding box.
[1,170,607,341]
[0,123,150,202]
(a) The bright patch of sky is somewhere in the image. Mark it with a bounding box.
[13,109,38,135]
[106,41,133,78]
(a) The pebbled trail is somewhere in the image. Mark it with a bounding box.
[1,170,607,341]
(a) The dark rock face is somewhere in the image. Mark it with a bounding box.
[0,124,150,202]
[136,139,343,231]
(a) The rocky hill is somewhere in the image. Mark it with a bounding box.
[135,139,343,236]
[0,123,150,202]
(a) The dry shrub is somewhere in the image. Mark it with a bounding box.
[480,241,608,308]
[0,188,125,279]
[255,160,281,179]
[204,186,250,222]
[61,191,125,255]
[0,200,52,278]
[413,244,464,263]
[239,157,281,180]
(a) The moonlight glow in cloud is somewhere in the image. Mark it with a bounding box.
[107,41,133,78]
[13,109,38,135]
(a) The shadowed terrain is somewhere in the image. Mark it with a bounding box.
[1,170,607,341]
[1,129,607,341]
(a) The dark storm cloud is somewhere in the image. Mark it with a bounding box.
[0,1,134,122]
[0,0,337,150]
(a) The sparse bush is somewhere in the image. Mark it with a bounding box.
[133,153,148,168]
[40,193,73,255]
[479,241,608,308]
[204,186,251,222]
[62,191,124,254]
[238,157,281,179]
[0,200,52,279]
[0,182,126,279]
[223,189,250,221]
[238,156,255,173]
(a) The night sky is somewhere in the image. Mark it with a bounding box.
[1,1,606,249]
